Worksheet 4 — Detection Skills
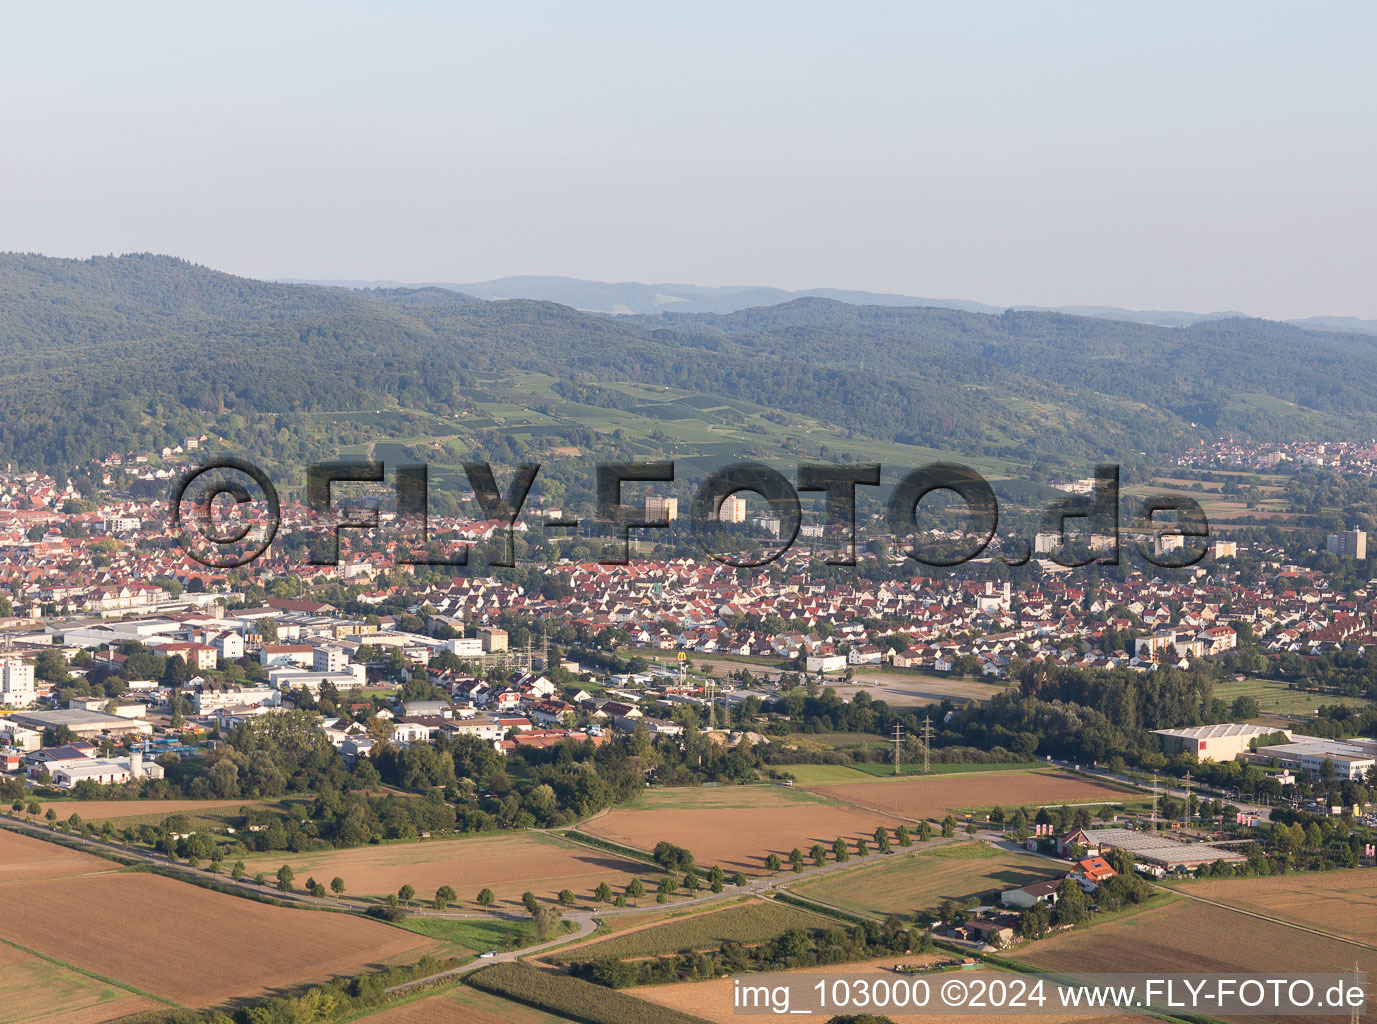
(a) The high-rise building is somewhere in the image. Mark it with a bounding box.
[1326,529,1367,560]
[0,657,37,708]
[718,494,747,523]
[645,495,678,523]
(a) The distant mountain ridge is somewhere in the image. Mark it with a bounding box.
[7,253,1377,478]
[282,273,1377,333]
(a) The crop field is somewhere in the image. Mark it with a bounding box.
[780,761,1050,784]
[33,798,274,828]
[469,962,714,1024]
[552,899,832,962]
[0,940,158,1024]
[631,957,1138,1024]
[806,770,1134,820]
[0,834,437,1006]
[0,826,115,881]
[358,985,576,1023]
[242,830,658,908]
[1172,870,1377,945]
[1013,898,1377,1024]
[581,785,906,873]
[1212,676,1371,716]
[790,841,1066,919]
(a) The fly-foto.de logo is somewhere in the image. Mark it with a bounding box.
[168,458,1207,570]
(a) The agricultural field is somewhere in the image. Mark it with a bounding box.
[631,957,1138,1024]
[582,784,906,873]
[0,940,158,1024]
[552,898,831,962]
[33,797,274,829]
[790,841,1066,919]
[0,833,438,1006]
[357,985,577,1023]
[241,830,658,908]
[0,826,116,881]
[1172,869,1377,945]
[780,762,1049,784]
[469,962,713,1024]
[1212,675,1371,716]
[1013,898,1377,1024]
[806,769,1135,820]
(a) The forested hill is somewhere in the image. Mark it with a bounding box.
[1,252,1375,475]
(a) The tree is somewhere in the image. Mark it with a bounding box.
[895,824,911,847]
[44,807,57,824]
[595,881,614,903]
[855,838,869,857]
[627,879,645,905]
[254,873,266,887]
[330,876,345,895]
[733,871,747,887]
[522,891,539,914]
[873,827,891,853]
[941,815,957,838]
[810,843,828,867]
[477,887,496,907]
[558,889,577,906]
[1019,901,1052,940]
[532,905,563,941]
[832,837,850,862]
[1054,878,1090,926]
[683,870,700,893]
[918,821,933,842]
[275,864,295,892]
[311,882,326,898]
[435,885,456,910]
[789,847,805,872]
[231,860,246,880]
[399,884,416,905]
[765,853,782,873]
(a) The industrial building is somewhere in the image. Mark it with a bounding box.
[1152,723,1291,761]
[7,708,153,740]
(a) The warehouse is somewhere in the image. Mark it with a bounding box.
[7,708,154,740]
[1060,827,1248,875]
[1151,723,1291,761]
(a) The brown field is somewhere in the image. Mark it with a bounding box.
[242,831,658,907]
[633,957,1137,1024]
[0,941,157,1024]
[0,827,115,881]
[791,841,1066,918]
[1175,869,1377,945]
[1015,898,1377,1024]
[357,986,574,1023]
[0,833,437,1006]
[809,770,1133,820]
[582,785,906,873]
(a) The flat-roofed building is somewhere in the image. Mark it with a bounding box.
[8,708,153,740]
[1152,723,1291,761]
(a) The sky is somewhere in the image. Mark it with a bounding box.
[3,2,1375,319]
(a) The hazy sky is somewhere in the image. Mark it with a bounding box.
[4,2,1375,319]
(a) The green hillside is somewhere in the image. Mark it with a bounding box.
[2,253,1374,498]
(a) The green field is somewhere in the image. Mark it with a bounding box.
[394,916,567,953]
[551,899,829,963]
[788,841,1065,920]
[778,762,1048,785]
[1215,676,1372,717]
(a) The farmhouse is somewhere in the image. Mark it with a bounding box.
[1000,878,1063,909]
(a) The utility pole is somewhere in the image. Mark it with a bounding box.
[891,723,904,776]
[921,716,933,775]
[705,677,717,731]
[1182,771,1193,828]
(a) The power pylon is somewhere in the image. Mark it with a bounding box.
[891,724,904,776]
[920,716,933,775]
